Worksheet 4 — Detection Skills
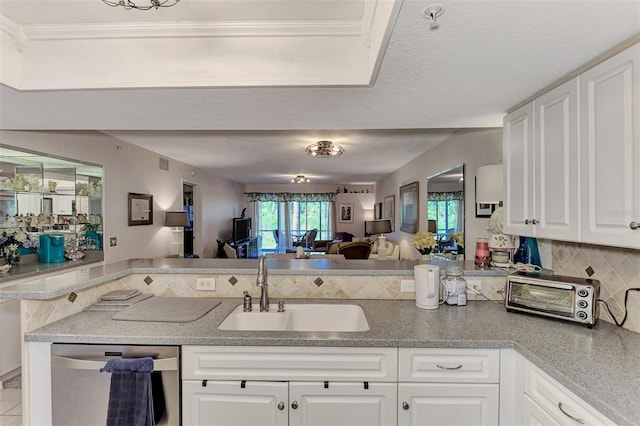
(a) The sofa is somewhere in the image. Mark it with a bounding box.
[323,236,400,260]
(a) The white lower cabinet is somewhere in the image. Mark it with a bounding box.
[522,394,560,426]
[182,346,398,426]
[524,361,615,425]
[398,383,499,426]
[182,380,288,426]
[290,381,397,426]
[398,348,500,426]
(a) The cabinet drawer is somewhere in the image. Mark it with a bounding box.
[524,362,614,425]
[399,348,499,383]
[183,346,398,382]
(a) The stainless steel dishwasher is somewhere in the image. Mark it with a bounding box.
[51,343,180,426]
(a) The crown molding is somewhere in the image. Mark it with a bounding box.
[11,18,367,41]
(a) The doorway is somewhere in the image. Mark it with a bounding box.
[183,183,195,257]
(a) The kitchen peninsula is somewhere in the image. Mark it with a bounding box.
[2,258,639,425]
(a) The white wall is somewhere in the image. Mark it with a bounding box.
[0,130,245,262]
[374,128,502,259]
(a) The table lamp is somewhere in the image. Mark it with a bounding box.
[369,219,392,259]
[165,211,190,257]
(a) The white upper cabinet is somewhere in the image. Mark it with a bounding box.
[504,42,639,249]
[503,78,579,241]
[503,102,535,237]
[534,79,580,241]
[579,44,640,249]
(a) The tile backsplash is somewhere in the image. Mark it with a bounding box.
[552,241,640,333]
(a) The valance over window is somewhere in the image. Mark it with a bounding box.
[427,191,463,202]
[245,192,337,203]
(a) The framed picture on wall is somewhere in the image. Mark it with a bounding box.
[128,193,153,226]
[338,203,354,223]
[399,181,419,233]
[375,202,383,220]
[383,195,395,232]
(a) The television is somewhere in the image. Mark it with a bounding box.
[232,217,252,243]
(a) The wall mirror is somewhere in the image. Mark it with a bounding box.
[426,163,465,258]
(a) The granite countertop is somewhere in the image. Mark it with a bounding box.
[0,257,508,300]
[0,250,104,285]
[27,299,640,425]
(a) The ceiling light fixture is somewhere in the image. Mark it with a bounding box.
[422,4,443,30]
[291,175,311,183]
[305,140,344,158]
[102,0,181,10]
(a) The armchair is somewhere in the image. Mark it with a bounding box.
[292,228,318,249]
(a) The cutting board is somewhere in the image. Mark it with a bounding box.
[112,296,221,323]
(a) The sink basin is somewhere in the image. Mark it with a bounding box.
[218,303,369,332]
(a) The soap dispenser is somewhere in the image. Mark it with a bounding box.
[243,291,252,312]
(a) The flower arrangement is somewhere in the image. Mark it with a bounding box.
[412,231,437,255]
[449,231,465,254]
[0,228,39,251]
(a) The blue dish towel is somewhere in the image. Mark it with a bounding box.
[100,357,155,426]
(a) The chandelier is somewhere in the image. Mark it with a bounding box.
[291,175,311,183]
[102,0,181,10]
[305,140,344,158]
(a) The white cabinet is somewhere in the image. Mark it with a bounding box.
[579,43,640,249]
[524,360,615,425]
[182,380,288,426]
[398,348,500,426]
[503,78,579,240]
[182,346,398,426]
[52,195,74,215]
[289,381,397,426]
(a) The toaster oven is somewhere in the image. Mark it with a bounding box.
[505,272,600,327]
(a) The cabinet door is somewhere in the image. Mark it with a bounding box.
[52,195,74,214]
[580,43,640,248]
[182,380,288,426]
[503,102,536,236]
[522,394,561,426]
[289,381,397,426]
[398,383,499,426]
[16,193,42,215]
[534,78,579,241]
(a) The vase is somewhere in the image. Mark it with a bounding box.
[421,254,432,261]
[5,247,21,266]
[513,236,541,267]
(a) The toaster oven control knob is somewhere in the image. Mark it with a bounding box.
[576,311,588,320]
[577,289,589,298]
[577,300,588,309]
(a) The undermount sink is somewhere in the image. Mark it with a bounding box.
[218,303,369,332]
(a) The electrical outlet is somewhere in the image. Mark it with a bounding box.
[400,279,415,293]
[196,278,216,291]
[110,237,117,247]
[466,280,482,300]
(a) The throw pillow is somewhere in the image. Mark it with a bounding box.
[223,243,238,259]
[333,232,354,242]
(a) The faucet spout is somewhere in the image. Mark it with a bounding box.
[257,255,269,312]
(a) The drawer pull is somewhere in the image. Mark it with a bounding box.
[558,402,585,424]
[631,221,639,230]
[436,364,463,370]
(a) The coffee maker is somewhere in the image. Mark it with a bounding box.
[39,234,66,263]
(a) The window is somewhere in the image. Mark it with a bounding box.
[427,200,460,235]
[254,200,333,253]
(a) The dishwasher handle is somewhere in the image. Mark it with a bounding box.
[51,354,178,371]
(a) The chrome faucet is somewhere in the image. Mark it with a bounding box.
[257,255,269,312]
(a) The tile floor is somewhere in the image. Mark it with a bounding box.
[0,375,21,426]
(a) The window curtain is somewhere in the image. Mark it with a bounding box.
[428,191,464,234]
[246,193,336,253]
